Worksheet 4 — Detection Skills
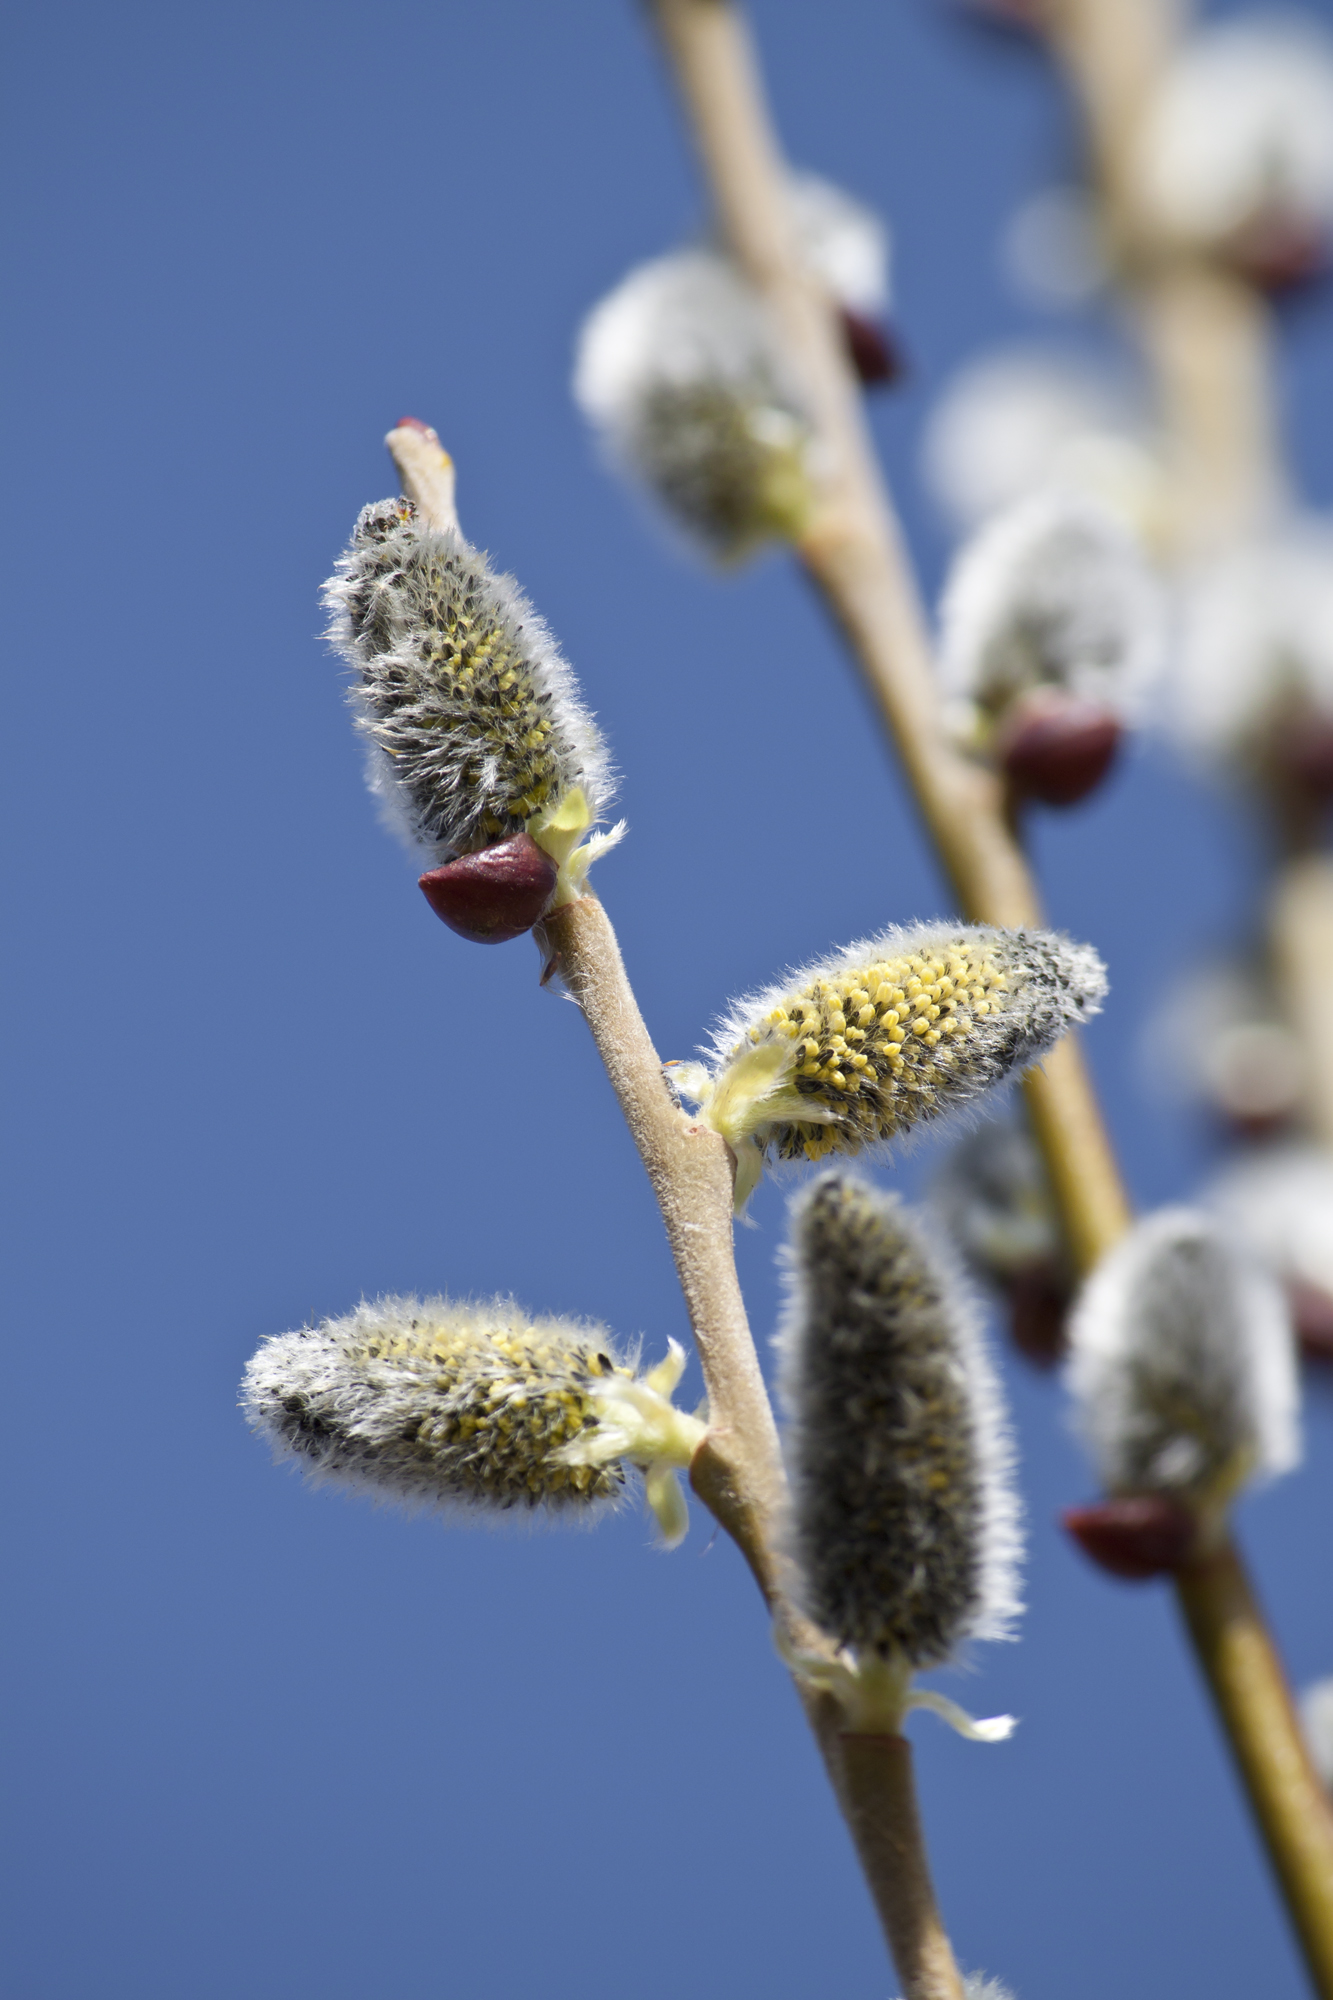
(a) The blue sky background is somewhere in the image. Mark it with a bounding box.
[3,3,1333,1995]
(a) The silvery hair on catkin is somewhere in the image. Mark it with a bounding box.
[323,500,611,866]
[1067,1207,1300,1501]
[777,1172,1023,1667]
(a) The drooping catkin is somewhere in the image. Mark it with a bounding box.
[679,920,1105,1207]
[779,1174,1021,1666]
[323,498,610,866]
[1067,1209,1300,1506]
[242,1296,703,1523]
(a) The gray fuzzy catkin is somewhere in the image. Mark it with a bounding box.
[242,1297,634,1513]
[1067,1208,1300,1500]
[779,1174,1022,1666]
[323,499,609,864]
[931,1113,1061,1285]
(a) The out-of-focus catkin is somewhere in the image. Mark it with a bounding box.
[241,1297,704,1539]
[676,921,1105,1208]
[1067,1208,1300,1510]
[779,1173,1022,1668]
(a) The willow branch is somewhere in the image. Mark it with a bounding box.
[647,0,1131,1276]
[1041,0,1285,554]
[837,1735,966,2000]
[1269,854,1333,1152]
[1175,1537,1333,1997]
[536,892,786,1602]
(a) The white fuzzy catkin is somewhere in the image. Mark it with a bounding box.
[1139,956,1304,1125]
[931,1114,1061,1286]
[681,921,1105,1206]
[1204,1144,1333,1304]
[1168,525,1333,777]
[1137,15,1333,245]
[787,171,890,319]
[1300,1676,1333,1792]
[242,1296,696,1518]
[1067,1208,1300,1504]
[938,491,1161,720]
[573,248,811,561]
[922,347,1160,535]
[323,498,610,865]
[779,1174,1022,1665]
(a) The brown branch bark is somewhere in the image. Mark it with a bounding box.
[1176,1538,1333,1998]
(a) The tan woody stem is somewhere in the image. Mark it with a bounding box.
[1175,1537,1333,1997]
[537,893,786,1602]
[1040,0,1285,555]
[837,1735,967,2000]
[1269,854,1333,1153]
[647,0,1130,1277]
[538,894,958,1997]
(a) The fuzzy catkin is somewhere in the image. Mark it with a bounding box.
[694,921,1105,1183]
[323,499,608,864]
[779,1174,1021,1665]
[572,248,811,562]
[931,1114,1060,1285]
[1067,1209,1300,1503]
[242,1297,636,1512]
[938,491,1160,720]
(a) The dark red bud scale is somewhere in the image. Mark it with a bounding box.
[395,414,434,435]
[1062,1495,1198,1581]
[999,690,1121,807]
[1288,1279,1333,1365]
[418,832,558,944]
[1005,1261,1072,1367]
[1274,718,1333,803]
[1230,217,1330,295]
[838,309,905,389]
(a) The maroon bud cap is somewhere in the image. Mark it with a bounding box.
[838,309,905,389]
[418,833,558,944]
[1288,1279,1333,1365]
[1230,216,1330,294]
[998,690,1121,807]
[1006,1261,1072,1366]
[394,414,434,435]
[1062,1496,1198,1581]
[1273,718,1333,804]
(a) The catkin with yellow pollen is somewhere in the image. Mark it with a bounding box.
[322,498,616,893]
[676,921,1106,1209]
[241,1297,705,1541]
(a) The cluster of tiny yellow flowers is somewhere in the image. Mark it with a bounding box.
[242,1298,705,1535]
[679,923,1105,1209]
[361,1315,628,1505]
[752,940,1013,1164]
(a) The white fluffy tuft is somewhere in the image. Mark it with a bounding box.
[1203,1143,1333,1302]
[1067,1208,1300,1501]
[922,346,1160,534]
[787,171,890,316]
[1138,15,1333,242]
[938,489,1162,715]
[1167,523,1333,774]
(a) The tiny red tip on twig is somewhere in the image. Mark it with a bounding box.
[1062,1496,1198,1581]
[394,415,433,436]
